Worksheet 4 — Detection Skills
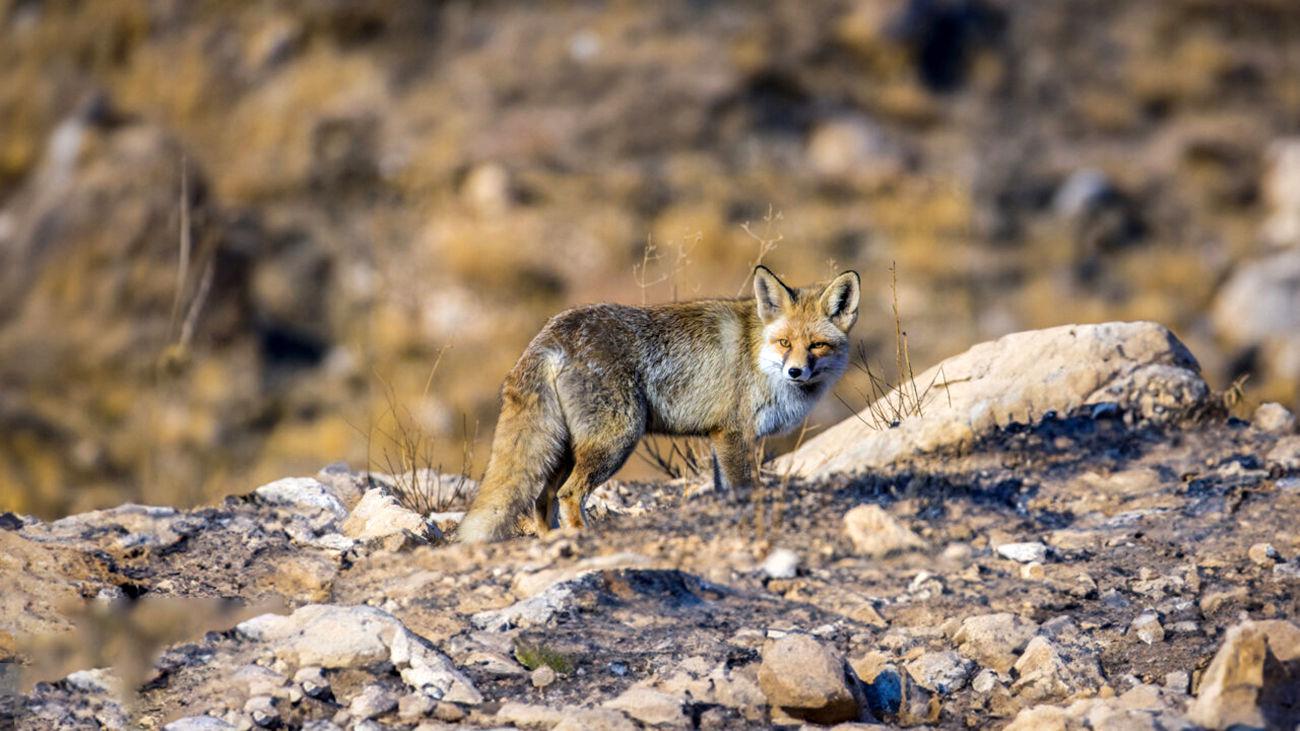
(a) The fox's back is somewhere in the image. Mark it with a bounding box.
[526,299,761,435]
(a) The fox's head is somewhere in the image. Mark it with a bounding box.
[753,265,860,387]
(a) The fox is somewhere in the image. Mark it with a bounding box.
[456,265,861,542]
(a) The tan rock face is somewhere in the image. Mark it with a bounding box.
[776,322,1208,477]
[1187,619,1300,730]
[758,634,862,724]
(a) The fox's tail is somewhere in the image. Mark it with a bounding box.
[457,353,568,543]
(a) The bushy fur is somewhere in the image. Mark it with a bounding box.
[457,266,860,542]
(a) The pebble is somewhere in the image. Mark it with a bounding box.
[348,685,397,720]
[1131,612,1165,644]
[762,548,800,579]
[531,665,557,689]
[971,669,999,694]
[1249,542,1280,567]
[243,696,278,728]
[997,542,1048,563]
[1021,561,1045,580]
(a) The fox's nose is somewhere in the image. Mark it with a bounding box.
[787,367,803,379]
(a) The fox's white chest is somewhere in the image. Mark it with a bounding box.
[755,382,819,437]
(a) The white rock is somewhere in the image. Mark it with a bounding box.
[162,718,237,731]
[236,604,481,705]
[1254,402,1297,434]
[843,504,926,558]
[953,613,1040,674]
[64,667,115,693]
[348,684,397,720]
[1131,613,1165,644]
[762,547,800,579]
[905,650,973,694]
[342,489,429,541]
[971,669,999,694]
[254,478,347,520]
[602,686,687,726]
[237,605,397,667]
[776,322,1208,477]
[997,542,1048,563]
[1012,635,1106,702]
[472,573,600,631]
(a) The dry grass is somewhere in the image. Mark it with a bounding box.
[833,262,947,432]
[365,352,478,516]
[635,435,710,481]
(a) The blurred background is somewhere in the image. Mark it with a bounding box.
[1,0,1298,518]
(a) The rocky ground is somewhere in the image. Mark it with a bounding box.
[4,0,1300,517]
[2,322,1299,730]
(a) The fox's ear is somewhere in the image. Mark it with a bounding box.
[753,265,795,323]
[820,270,860,332]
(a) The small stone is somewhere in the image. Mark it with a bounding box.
[953,613,1040,674]
[1249,542,1280,567]
[762,547,800,579]
[905,650,973,694]
[531,665,557,689]
[163,718,238,731]
[254,477,347,519]
[348,685,397,720]
[397,693,435,722]
[1274,562,1300,582]
[1254,402,1297,434]
[996,542,1048,563]
[1131,613,1165,644]
[942,542,973,561]
[433,702,466,722]
[757,634,861,724]
[554,709,638,731]
[971,669,999,694]
[603,686,687,726]
[1164,671,1189,692]
[1200,586,1248,614]
[843,504,926,557]
[1021,561,1045,580]
[243,696,279,728]
[293,666,329,699]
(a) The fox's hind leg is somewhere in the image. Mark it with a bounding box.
[534,450,573,535]
[552,366,643,531]
[556,436,637,530]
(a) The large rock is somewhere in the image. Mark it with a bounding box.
[342,489,430,542]
[758,634,864,724]
[236,604,481,705]
[1187,619,1300,730]
[776,322,1208,476]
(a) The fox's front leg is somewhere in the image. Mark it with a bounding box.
[711,430,757,493]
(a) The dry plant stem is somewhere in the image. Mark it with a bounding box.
[364,349,478,518]
[832,263,939,432]
[737,204,784,296]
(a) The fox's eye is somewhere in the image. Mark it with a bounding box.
[810,342,832,353]
[777,338,791,348]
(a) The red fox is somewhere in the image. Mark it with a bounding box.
[456,265,860,542]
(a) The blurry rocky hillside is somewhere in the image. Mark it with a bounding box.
[2,0,1300,517]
